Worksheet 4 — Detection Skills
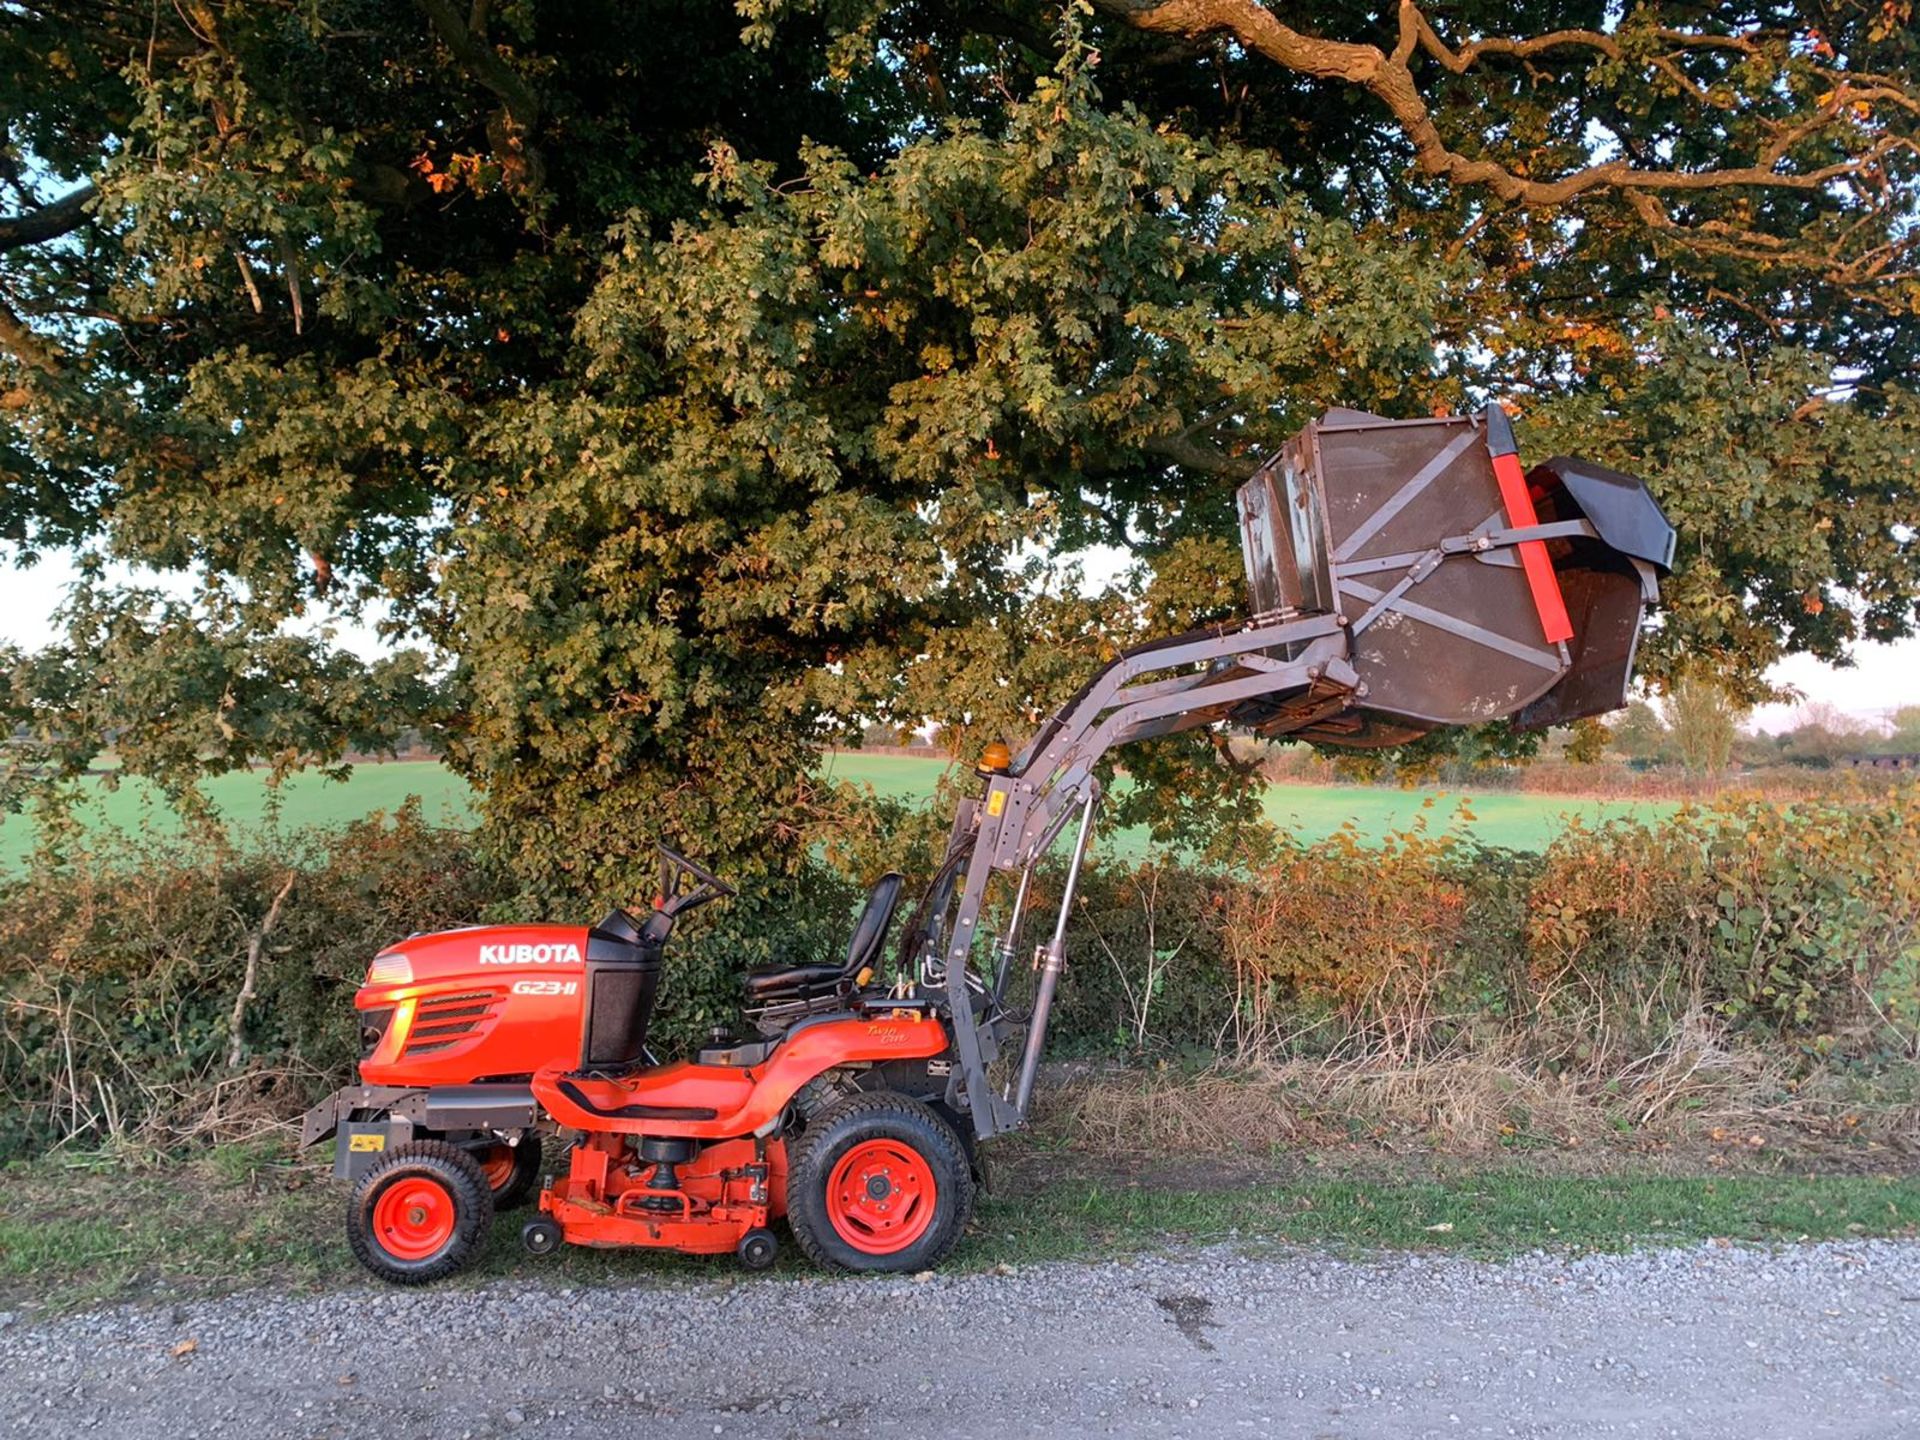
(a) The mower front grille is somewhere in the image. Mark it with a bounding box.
[403,990,502,1058]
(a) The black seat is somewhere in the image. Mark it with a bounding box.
[744,872,904,1003]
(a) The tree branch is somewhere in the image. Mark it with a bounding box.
[418,0,538,124]
[0,295,61,372]
[1093,0,1918,280]
[227,870,297,1069]
[1142,429,1258,478]
[418,0,545,190]
[0,180,107,372]
[0,183,97,252]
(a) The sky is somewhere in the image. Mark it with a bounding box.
[5,548,1917,734]
[1746,641,1920,733]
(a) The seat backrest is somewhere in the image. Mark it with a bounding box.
[843,872,905,977]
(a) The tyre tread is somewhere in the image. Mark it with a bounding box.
[482,1136,545,1211]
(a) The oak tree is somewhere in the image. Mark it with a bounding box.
[1,1,1916,892]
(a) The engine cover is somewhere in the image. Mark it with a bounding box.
[354,924,592,1086]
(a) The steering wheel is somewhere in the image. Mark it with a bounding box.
[653,844,737,918]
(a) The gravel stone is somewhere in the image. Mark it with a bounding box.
[1,1240,1916,1437]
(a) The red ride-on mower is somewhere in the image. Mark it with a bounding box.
[303,403,1675,1285]
[304,847,975,1282]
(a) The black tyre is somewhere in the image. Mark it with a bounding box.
[787,1091,973,1273]
[521,1216,563,1257]
[473,1137,544,1211]
[347,1140,494,1285]
[737,1227,779,1271]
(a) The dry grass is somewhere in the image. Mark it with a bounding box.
[1043,1067,1327,1156]
[1036,1013,1920,1171]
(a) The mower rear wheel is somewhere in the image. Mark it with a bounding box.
[787,1091,973,1273]
[348,1140,494,1285]
[473,1137,543,1211]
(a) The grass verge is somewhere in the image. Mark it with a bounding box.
[2,1139,1915,1318]
[968,1168,1920,1266]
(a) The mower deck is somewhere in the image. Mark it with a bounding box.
[538,1134,788,1258]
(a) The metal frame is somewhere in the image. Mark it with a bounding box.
[300,1082,545,1149]
[926,609,1349,1138]
[919,512,1603,1140]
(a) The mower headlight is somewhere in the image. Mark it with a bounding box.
[358,1008,394,1060]
[366,951,413,987]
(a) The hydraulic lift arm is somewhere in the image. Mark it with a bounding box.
[932,609,1352,1138]
[910,404,1676,1140]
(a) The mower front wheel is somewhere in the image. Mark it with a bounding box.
[348,1140,494,1285]
[737,1227,779,1271]
[787,1091,973,1273]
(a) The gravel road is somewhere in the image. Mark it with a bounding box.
[3,1239,1917,1440]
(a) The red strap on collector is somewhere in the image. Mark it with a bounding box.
[1485,408,1574,646]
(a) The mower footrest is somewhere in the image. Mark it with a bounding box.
[556,1079,719,1122]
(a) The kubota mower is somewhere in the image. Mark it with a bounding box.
[302,403,1674,1283]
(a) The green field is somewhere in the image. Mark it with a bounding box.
[0,753,1672,869]
[817,753,1674,855]
[0,762,476,870]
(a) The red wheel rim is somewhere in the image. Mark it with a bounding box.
[371,1176,458,1261]
[824,1139,938,1255]
[477,1146,515,1191]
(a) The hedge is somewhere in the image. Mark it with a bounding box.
[3,789,1917,1158]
